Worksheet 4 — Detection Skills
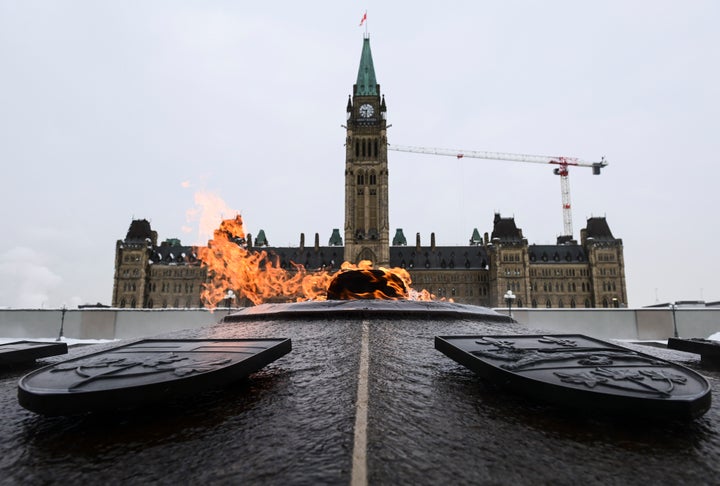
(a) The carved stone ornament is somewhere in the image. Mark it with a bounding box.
[435,334,711,419]
[18,338,291,415]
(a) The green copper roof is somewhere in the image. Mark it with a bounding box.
[355,37,378,96]
[329,228,342,246]
[255,229,268,246]
[470,228,482,245]
[392,228,407,246]
[329,228,343,246]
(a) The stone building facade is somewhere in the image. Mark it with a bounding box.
[112,220,207,310]
[112,36,627,309]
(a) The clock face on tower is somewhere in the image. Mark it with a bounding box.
[359,103,374,118]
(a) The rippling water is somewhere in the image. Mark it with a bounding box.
[1,308,719,485]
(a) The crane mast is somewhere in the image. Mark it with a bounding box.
[387,144,607,239]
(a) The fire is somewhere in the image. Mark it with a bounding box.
[327,261,408,300]
[198,215,333,307]
[197,214,437,309]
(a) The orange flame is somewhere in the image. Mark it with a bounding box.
[197,214,437,309]
[327,261,408,300]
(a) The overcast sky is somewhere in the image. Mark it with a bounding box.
[1,1,718,309]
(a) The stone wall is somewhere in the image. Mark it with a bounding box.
[1,307,718,341]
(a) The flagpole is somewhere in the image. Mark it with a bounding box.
[360,10,368,38]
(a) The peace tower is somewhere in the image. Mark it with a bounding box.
[343,36,390,266]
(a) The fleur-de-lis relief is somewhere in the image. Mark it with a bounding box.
[592,367,645,381]
[51,357,129,372]
[476,337,516,349]
[577,355,615,366]
[172,358,233,377]
[555,371,607,388]
[538,337,578,347]
[139,353,189,369]
[554,367,684,397]
[640,369,687,384]
[48,352,233,390]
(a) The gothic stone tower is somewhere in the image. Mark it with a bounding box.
[344,36,390,266]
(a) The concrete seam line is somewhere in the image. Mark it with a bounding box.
[351,320,370,486]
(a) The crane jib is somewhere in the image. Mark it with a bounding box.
[386,143,608,239]
[387,144,606,170]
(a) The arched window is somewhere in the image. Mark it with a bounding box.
[120,298,126,308]
[531,299,537,308]
[602,298,609,308]
[357,173,365,185]
[374,139,378,157]
[362,139,366,157]
[130,298,136,308]
[570,299,576,308]
[147,299,154,308]
[355,140,360,157]
[584,299,591,308]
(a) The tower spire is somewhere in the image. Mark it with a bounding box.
[355,38,378,96]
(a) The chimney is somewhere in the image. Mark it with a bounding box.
[484,232,489,245]
[314,233,320,251]
[416,232,421,251]
[431,232,436,251]
[247,233,253,248]
[300,233,305,251]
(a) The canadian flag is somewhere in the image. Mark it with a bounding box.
[359,11,367,27]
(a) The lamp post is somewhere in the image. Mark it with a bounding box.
[225,290,236,310]
[504,290,516,319]
[56,306,66,342]
[671,302,678,338]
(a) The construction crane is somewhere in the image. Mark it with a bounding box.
[387,144,607,239]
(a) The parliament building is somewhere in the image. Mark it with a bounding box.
[112,37,627,309]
